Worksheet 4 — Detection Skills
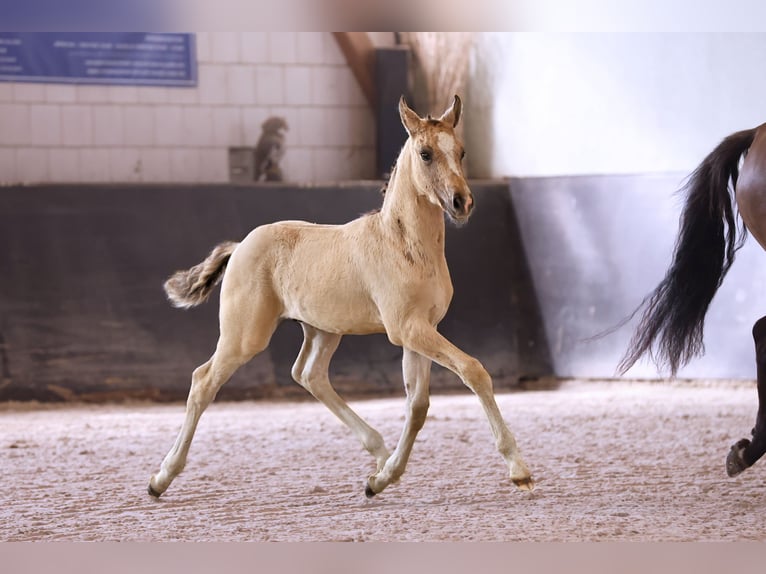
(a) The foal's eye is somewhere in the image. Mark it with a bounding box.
[420,150,432,162]
[461,150,466,160]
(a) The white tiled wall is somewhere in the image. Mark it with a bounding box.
[0,33,376,185]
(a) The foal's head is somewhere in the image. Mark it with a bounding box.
[399,95,473,223]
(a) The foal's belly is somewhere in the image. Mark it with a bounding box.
[285,301,386,336]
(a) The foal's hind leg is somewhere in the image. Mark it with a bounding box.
[376,319,534,494]
[365,349,431,497]
[727,316,766,476]
[148,297,280,497]
[292,323,390,472]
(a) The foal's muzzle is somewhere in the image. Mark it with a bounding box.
[447,190,474,222]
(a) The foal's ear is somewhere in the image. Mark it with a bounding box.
[439,95,462,128]
[399,96,422,136]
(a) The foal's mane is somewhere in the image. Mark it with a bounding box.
[379,163,398,197]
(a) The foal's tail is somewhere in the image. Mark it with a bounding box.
[617,127,757,376]
[164,241,239,309]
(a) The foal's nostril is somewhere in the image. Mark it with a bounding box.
[452,194,465,212]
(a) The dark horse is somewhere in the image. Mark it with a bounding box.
[618,123,766,478]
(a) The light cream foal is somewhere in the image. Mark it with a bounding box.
[148,95,534,499]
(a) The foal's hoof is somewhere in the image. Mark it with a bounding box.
[147,483,163,498]
[726,439,751,477]
[364,482,377,498]
[512,476,536,492]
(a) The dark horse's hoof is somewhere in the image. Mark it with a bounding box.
[364,483,377,499]
[147,483,162,498]
[726,438,751,477]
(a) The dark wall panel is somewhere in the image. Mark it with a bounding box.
[0,183,550,402]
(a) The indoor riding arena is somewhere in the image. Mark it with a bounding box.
[4,32,766,543]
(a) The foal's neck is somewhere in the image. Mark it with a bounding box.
[379,154,445,252]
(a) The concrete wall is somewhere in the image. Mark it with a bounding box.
[0,33,375,185]
[0,183,551,402]
[466,33,766,177]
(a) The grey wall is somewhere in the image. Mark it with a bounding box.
[510,174,766,380]
[0,182,551,402]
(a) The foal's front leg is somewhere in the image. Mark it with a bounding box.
[366,349,431,497]
[385,320,535,494]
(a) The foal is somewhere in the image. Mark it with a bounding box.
[148,95,534,498]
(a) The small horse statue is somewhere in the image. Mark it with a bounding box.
[148,95,535,498]
[618,123,766,478]
[254,116,288,182]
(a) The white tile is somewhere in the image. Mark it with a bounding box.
[198,64,228,105]
[0,147,17,183]
[61,105,93,146]
[92,105,125,146]
[348,147,376,179]
[340,66,367,106]
[350,107,375,146]
[49,148,80,182]
[13,83,46,102]
[284,66,312,105]
[323,34,346,65]
[194,32,212,63]
[123,106,156,146]
[108,86,140,104]
[297,107,327,146]
[140,148,172,182]
[313,147,346,182]
[198,148,229,182]
[311,66,340,106]
[137,86,169,104]
[109,148,142,182]
[153,106,184,146]
[280,146,313,183]
[240,33,269,64]
[296,33,325,64]
[165,86,198,105]
[170,149,202,182]
[76,85,109,103]
[269,33,297,64]
[313,67,363,107]
[227,65,255,105]
[0,104,30,145]
[210,33,240,63]
[296,108,327,146]
[324,108,351,146]
[182,106,214,146]
[45,84,77,103]
[29,105,61,146]
[0,82,13,102]
[240,107,271,146]
[79,148,110,182]
[254,66,284,105]
[16,148,49,183]
[212,107,243,147]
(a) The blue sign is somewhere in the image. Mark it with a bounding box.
[0,32,197,87]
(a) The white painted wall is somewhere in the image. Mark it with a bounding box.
[466,33,766,177]
[0,33,375,184]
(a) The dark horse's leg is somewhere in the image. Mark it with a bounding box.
[727,316,766,476]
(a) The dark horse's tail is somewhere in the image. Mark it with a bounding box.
[618,128,758,376]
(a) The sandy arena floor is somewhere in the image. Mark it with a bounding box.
[2,379,766,542]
